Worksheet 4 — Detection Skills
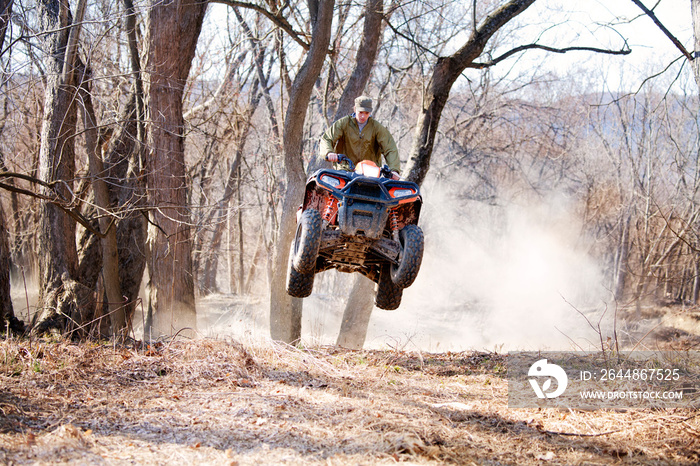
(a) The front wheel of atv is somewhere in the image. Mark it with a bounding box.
[286,245,315,298]
[375,265,403,310]
[292,209,322,274]
[391,224,424,288]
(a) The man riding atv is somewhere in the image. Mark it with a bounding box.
[320,96,401,180]
[285,96,424,310]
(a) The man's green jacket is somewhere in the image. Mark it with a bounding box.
[319,115,401,173]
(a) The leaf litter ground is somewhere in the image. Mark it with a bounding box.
[1,337,699,465]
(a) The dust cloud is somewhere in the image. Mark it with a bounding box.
[10,184,614,353]
[273,178,611,353]
[358,182,612,352]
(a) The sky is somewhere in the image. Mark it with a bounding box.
[489,0,694,92]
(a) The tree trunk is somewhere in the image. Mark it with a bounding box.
[143,0,208,338]
[269,0,335,343]
[614,214,631,301]
[111,0,147,324]
[0,0,11,55]
[334,0,383,119]
[72,92,147,335]
[404,0,536,185]
[0,201,23,333]
[77,76,127,338]
[33,0,86,334]
[691,0,700,87]
[0,0,21,333]
[336,274,375,348]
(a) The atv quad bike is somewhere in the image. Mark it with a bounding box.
[286,154,424,310]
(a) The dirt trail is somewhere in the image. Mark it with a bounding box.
[1,338,699,465]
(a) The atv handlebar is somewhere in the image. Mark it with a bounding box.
[380,164,394,179]
[325,153,356,170]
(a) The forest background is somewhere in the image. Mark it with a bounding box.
[0,0,698,352]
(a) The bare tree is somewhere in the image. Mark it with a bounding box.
[269,0,335,343]
[0,0,10,55]
[32,0,87,334]
[0,198,22,333]
[404,0,537,185]
[0,0,695,345]
[0,0,22,333]
[143,0,208,338]
[694,0,700,87]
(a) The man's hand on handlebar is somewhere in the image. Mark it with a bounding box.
[325,152,340,162]
[381,165,401,180]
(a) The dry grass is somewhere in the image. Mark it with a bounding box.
[1,336,699,465]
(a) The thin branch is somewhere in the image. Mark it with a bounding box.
[0,174,104,238]
[383,16,436,58]
[61,0,87,85]
[0,171,58,190]
[472,43,631,69]
[631,55,686,97]
[211,0,309,50]
[630,0,693,62]
[541,429,622,437]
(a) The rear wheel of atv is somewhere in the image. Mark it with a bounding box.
[391,224,424,288]
[292,209,322,274]
[286,245,315,298]
[375,265,403,310]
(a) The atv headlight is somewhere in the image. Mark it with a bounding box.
[390,188,415,198]
[320,174,343,188]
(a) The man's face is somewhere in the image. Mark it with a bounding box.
[355,109,370,125]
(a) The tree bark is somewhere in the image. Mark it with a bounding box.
[143,0,208,338]
[0,0,11,55]
[33,0,86,334]
[77,76,127,338]
[0,0,22,334]
[614,214,631,301]
[336,274,375,348]
[333,0,383,120]
[269,0,335,343]
[0,201,23,333]
[112,0,147,325]
[404,0,536,185]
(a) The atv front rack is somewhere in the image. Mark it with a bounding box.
[309,168,421,240]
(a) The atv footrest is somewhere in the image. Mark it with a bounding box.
[319,230,400,265]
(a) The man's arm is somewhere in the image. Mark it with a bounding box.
[319,116,347,158]
[376,123,401,173]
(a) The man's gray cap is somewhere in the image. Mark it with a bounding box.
[355,96,373,113]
